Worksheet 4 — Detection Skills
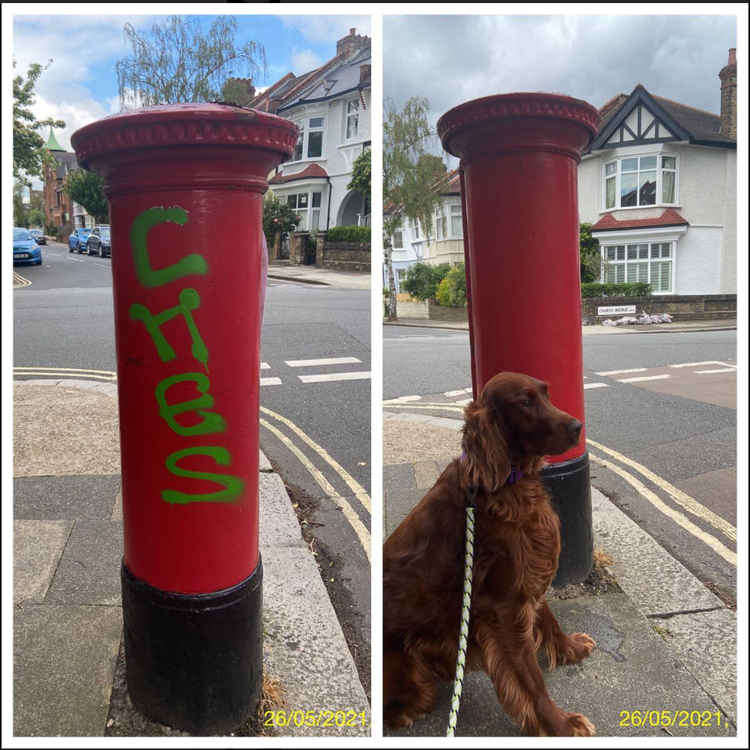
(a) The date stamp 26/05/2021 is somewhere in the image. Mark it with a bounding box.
[263,709,369,730]
[619,709,730,730]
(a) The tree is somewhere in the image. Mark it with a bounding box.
[347,148,371,230]
[383,97,446,319]
[263,193,300,247]
[116,16,266,108]
[579,223,601,282]
[402,262,451,302]
[13,180,29,227]
[13,59,65,179]
[64,169,109,223]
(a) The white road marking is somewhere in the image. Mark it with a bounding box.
[669,361,726,368]
[587,438,736,542]
[260,362,270,369]
[455,398,472,405]
[444,388,472,397]
[617,374,671,383]
[584,382,609,390]
[260,418,370,561]
[589,452,736,566]
[383,395,422,404]
[260,377,282,386]
[595,367,647,376]
[298,371,371,383]
[695,368,737,375]
[285,357,362,367]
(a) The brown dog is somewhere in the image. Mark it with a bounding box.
[383,372,596,736]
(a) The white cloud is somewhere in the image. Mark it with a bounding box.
[281,16,370,45]
[290,48,325,75]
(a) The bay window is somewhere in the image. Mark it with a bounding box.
[603,154,678,209]
[601,241,673,293]
[450,204,463,238]
[287,190,323,231]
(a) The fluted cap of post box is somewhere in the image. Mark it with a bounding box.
[438,92,600,163]
[71,102,299,171]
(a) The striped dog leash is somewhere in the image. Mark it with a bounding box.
[446,467,522,736]
[446,484,478,737]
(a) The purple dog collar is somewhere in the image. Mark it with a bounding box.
[460,452,523,486]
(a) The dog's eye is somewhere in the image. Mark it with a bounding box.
[520,398,532,407]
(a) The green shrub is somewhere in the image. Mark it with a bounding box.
[402,262,451,301]
[581,282,652,298]
[435,264,467,307]
[325,225,370,244]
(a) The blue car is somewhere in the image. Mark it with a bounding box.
[13,227,42,266]
[69,227,92,253]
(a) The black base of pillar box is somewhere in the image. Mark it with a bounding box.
[542,452,593,587]
[121,559,263,735]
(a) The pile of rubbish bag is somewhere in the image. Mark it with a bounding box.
[601,312,673,327]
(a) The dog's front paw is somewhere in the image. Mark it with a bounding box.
[384,708,415,730]
[566,712,596,736]
[562,632,596,664]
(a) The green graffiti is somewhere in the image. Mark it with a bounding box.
[155,372,227,436]
[130,206,208,287]
[162,446,244,504]
[129,288,209,366]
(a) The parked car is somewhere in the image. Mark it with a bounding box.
[29,229,46,245]
[13,227,42,265]
[86,225,112,257]
[69,227,92,253]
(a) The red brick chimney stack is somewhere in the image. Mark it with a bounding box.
[719,47,737,139]
[337,28,367,58]
[360,64,371,84]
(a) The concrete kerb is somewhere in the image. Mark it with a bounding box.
[383,410,737,731]
[13,378,369,737]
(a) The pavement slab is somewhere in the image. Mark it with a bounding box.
[45,520,124,606]
[14,474,121,520]
[14,604,122,737]
[13,519,73,605]
[385,591,734,738]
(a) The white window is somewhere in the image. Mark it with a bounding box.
[603,155,678,210]
[434,205,447,239]
[450,204,463,238]
[287,191,321,231]
[412,218,420,239]
[392,229,403,249]
[397,268,407,281]
[346,100,359,140]
[601,242,673,293]
[292,117,325,161]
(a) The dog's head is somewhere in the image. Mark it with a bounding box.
[461,372,582,491]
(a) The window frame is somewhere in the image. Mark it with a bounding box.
[289,115,327,163]
[285,188,324,232]
[602,152,679,211]
[600,240,675,294]
[345,99,360,141]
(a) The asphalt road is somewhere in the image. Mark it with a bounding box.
[383,323,738,607]
[14,241,372,696]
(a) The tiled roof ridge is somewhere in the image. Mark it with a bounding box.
[652,93,720,121]
[269,163,329,184]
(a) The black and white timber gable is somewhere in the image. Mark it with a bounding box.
[590,85,690,150]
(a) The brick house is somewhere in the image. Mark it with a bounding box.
[42,128,94,235]
[578,49,737,296]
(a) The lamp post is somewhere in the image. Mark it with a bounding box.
[72,104,297,733]
[438,93,600,585]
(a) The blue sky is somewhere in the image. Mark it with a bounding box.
[11,11,370,185]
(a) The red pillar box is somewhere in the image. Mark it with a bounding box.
[438,93,600,585]
[72,104,297,733]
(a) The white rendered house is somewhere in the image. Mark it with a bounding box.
[250,29,371,233]
[578,50,737,296]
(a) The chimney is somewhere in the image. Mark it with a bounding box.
[719,47,736,139]
[337,27,364,58]
[359,64,371,84]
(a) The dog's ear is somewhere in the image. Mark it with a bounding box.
[461,399,511,491]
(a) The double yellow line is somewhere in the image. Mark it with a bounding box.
[13,366,117,382]
[260,406,371,561]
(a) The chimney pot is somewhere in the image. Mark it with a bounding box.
[728,48,736,66]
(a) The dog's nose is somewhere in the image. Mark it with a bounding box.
[568,420,583,440]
